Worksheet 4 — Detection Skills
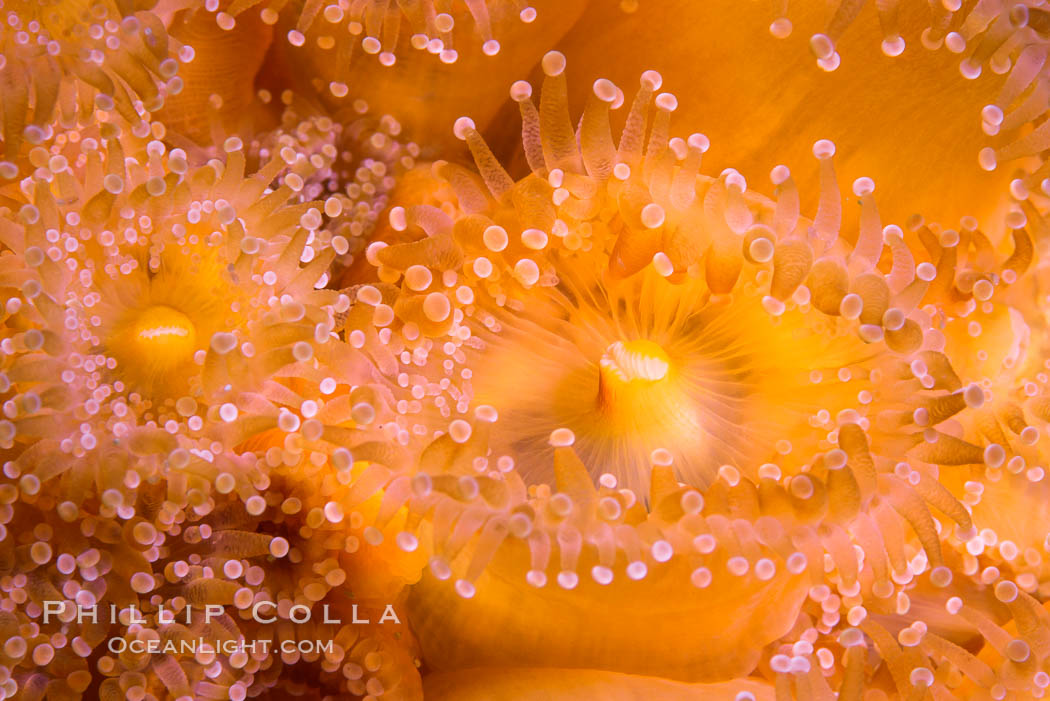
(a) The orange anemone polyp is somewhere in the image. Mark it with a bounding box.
[336,45,1050,699]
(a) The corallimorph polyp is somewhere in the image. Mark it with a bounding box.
[0,109,424,698]
[336,52,1050,699]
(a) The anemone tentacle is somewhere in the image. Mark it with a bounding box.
[0,0,191,173]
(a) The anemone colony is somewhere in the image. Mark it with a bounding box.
[0,0,1049,700]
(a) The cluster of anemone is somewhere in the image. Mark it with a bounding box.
[1,1,1050,700]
